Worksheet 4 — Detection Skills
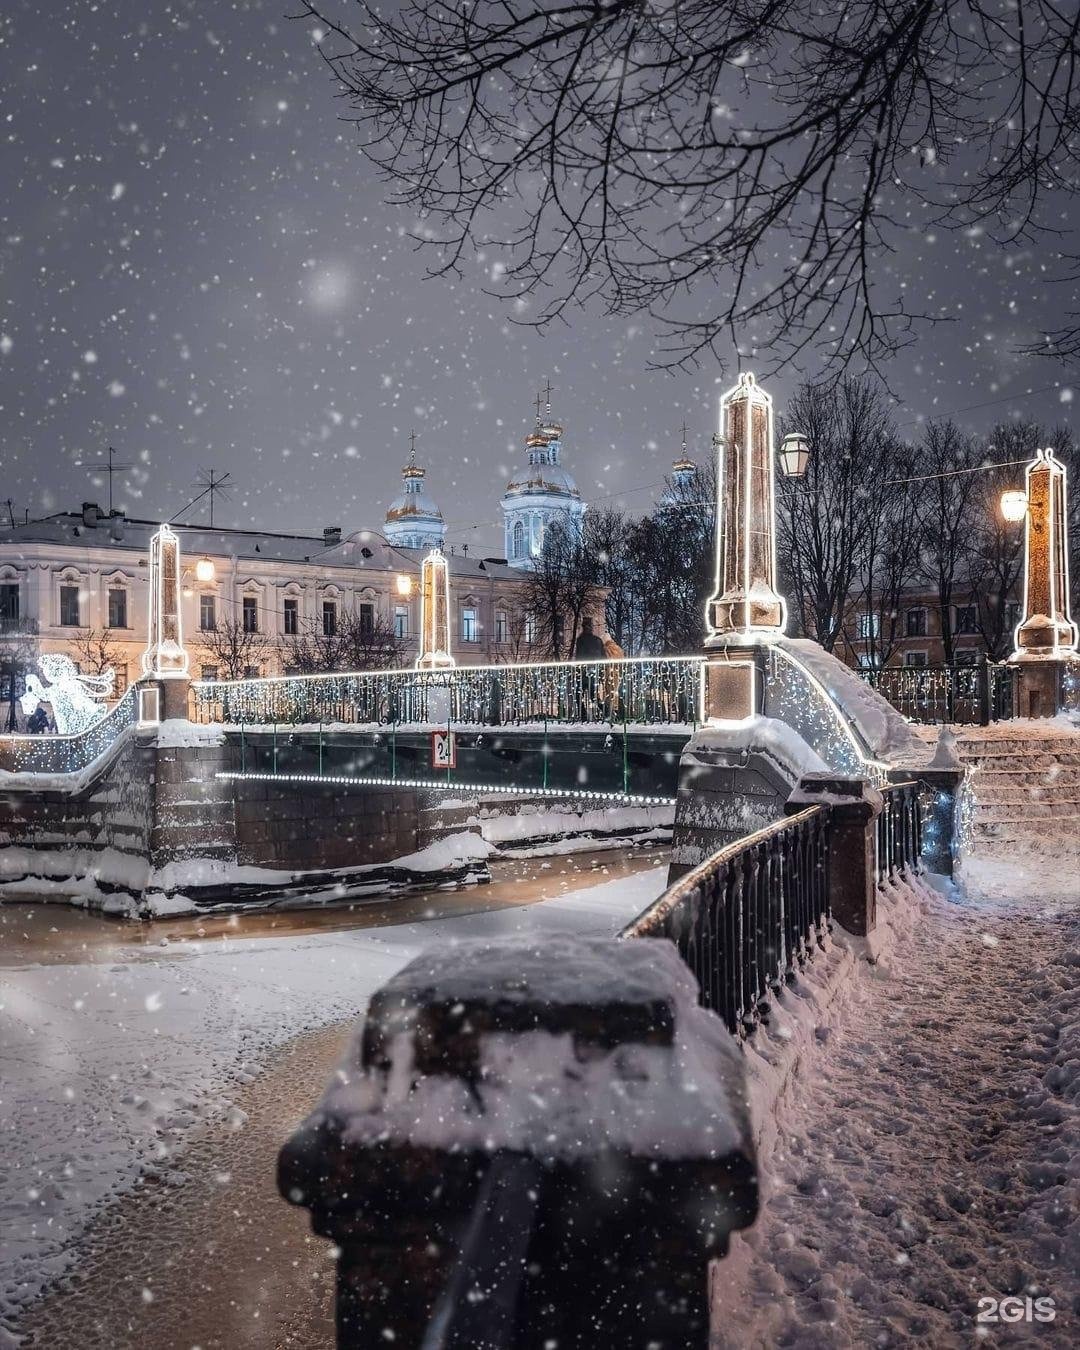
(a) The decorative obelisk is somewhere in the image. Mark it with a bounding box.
[416,547,455,670]
[1009,448,1078,716]
[141,523,191,720]
[705,371,786,644]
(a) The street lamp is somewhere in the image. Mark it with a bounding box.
[194,555,216,583]
[779,432,811,479]
[396,572,413,597]
[1000,489,1027,523]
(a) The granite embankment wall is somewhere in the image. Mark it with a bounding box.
[0,729,427,915]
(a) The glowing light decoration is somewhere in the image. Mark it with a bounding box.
[1010,448,1078,660]
[396,572,413,597]
[416,547,455,670]
[20,653,114,735]
[142,523,190,679]
[999,489,1028,524]
[706,372,787,646]
[0,684,140,776]
[194,555,216,583]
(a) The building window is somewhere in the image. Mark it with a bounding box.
[359,602,374,637]
[200,664,219,681]
[462,607,479,643]
[113,666,129,695]
[954,605,977,635]
[903,651,928,668]
[524,613,537,644]
[955,649,979,666]
[242,596,258,633]
[283,597,299,635]
[323,600,337,637]
[905,608,927,638]
[495,610,508,643]
[59,584,81,628]
[394,605,408,639]
[0,583,19,629]
[242,664,262,679]
[512,520,525,559]
[1005,601,1022,630]
[107,588,128,629]
[857,612,880,641]
[200,593,217,631]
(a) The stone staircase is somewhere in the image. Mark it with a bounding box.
[954,726,1080,858]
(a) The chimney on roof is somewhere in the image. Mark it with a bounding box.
[82,502,101,528]
[323,525,342,546]
[108,508,126,542]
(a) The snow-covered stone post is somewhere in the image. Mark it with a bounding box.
[785,775,883,935]
[140,523,191,721]
[1009,448,1079,716]
[278,935,758,1348]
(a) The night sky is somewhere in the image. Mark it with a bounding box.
[1,0,1076,557]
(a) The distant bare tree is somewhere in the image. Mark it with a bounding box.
[912,422,986,665]
[305,0,1080,373]
[523,516,604,659]
[68,627,124,679]
[777,379,899,653]
[197,618,273,680]
[284,609,406,673]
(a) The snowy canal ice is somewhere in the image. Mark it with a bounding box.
[1,848,668,1347]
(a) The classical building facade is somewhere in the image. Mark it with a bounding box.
[0,505,540,696]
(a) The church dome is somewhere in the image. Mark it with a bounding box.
[384,441,446,550]
[500,392,587,568]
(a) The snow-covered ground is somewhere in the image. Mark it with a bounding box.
[717,868,1080,1346]
[0,862,667,1333]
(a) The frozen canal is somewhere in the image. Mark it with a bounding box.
[1,846,669,1347]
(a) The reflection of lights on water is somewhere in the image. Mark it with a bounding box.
[307,264,352,311]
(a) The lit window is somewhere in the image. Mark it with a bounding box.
[283,597,298,635]
[857,612,880,640]
[242,596,258,633]
[107,588,127,629]
[60,584,81,627]
[323,600,337,636]
[200,593,217,631]
[524,614,536,643]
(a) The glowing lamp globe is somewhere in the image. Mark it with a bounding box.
[396,572,413,597]
[779,433,811,479]
[1000,489,1027,523]
[195,556,216,583]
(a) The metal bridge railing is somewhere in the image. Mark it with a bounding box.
[876,781,923,884]
[862,662,1016,725]
[621,806,831,1036]
[192,656,704,728]
[0,683,140,777]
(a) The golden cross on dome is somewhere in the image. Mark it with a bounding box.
[543,378,554,414]
[533,390,543,425]
[408,428,417,463]
[680,421,688,454]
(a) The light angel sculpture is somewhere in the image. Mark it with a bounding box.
[20,653,115,735]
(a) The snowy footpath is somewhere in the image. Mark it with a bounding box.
[716,869,1079,1347]
[0,862,667,1336]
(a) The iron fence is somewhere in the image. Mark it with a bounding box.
[621,806,831,1036]
[0,683,140,776]
[192,656,704,728]
[876,781,923,884]
[862,662,1016,725]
